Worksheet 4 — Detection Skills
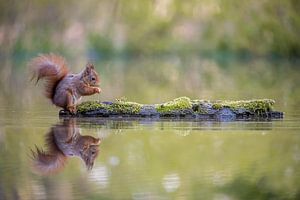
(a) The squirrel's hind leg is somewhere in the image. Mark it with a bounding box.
[66,89,77,114]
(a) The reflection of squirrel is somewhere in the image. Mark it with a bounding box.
[31,119,101,175]
[29,53,101,113]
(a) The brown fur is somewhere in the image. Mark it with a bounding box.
[29,53,69,99]
[31,118,101,175]
[29,53,101,113]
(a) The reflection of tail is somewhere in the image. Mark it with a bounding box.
[31,147,67,175]
[30,129,67,175]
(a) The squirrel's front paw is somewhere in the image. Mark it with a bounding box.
[94,87,101,94]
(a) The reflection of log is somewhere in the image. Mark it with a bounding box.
[59,97,284,121]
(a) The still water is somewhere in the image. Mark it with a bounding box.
[0,56,300,199]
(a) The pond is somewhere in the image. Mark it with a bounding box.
[0,56,300,199]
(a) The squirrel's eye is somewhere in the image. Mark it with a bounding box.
[91,77,96,81]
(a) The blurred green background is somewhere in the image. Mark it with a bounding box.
[0,0,300,111]
[1,0,300,58]
[0,0,300,58]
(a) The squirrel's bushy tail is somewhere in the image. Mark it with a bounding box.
[29,53,69,100]
[30,129,67,175]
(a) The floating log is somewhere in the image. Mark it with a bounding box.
[59,97,284,121]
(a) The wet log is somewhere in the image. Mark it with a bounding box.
[59,97,283,121]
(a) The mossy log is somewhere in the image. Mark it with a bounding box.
[59,97,283,121]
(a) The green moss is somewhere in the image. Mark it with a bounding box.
[156,97,192,113]
[109,99,142,114]
[77,99,142,114]
[77,101,109,113]
[211,99,275,113]
[76,97,276,115]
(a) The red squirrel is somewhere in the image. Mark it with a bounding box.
[31,118,101,175]
[29,53,101,113]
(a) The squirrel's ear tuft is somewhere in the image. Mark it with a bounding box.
[93,138,101,145]
[84,63,94,75]
[86,62,94,70]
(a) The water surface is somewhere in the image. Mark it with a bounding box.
[0,57,300,199]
